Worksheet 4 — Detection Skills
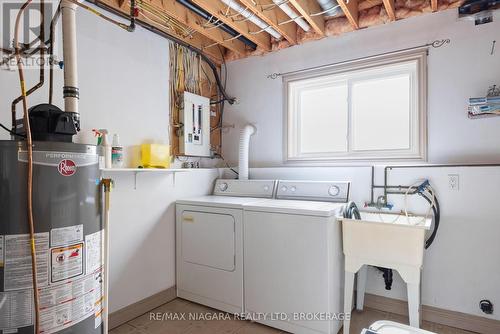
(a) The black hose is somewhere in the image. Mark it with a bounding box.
[1,122,26,138]
[343,201,361,219]
[419,191,440,249]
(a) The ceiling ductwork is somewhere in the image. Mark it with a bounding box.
[316,0,343,17]
[220,0,282,40]
[271,0,311,31]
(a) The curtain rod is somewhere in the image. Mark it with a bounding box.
[266,39,450,80]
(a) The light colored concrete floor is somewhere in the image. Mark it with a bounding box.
[110,298,477,334]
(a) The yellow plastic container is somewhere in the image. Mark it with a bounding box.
[140,144,171,168]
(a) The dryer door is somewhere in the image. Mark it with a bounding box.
[181,210,235,271]
[176,204,243,314]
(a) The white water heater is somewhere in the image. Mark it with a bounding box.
[179,92,211,157]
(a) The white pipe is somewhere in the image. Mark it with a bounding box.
[220,0,282,40]
[61,0,79,116]
[272,0,311,32]
[102,181,111,333]
[238,124,256,180]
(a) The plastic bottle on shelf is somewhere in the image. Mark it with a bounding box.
[112,134,124,168]
[102,134,112,169]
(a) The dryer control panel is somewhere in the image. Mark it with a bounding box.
[276,180,350,202]
[214,179,276,198]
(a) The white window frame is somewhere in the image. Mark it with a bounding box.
[284,49,427,163]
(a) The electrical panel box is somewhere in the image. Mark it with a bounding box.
[179,91,211,157]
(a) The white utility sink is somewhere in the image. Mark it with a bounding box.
[341,211,432,333]
[342,212,431,268]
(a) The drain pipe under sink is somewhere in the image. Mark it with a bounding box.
[238,124,256,180]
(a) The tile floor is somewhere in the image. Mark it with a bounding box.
[110,298,477,334]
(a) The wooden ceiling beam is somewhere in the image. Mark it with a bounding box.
[431,0,438,11]
[147,0,248,55]
[189,0,272,51]
[238,0,297,44]
[337,0,359,29]
[288,0,325,36]
[99,0,224,62]
[382,0,396,21]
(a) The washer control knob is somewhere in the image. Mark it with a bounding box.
[281,186,288,192]
[219,182,228,191]
[263,185,269,191]
[290,186,296,192]
[328,185,340,197]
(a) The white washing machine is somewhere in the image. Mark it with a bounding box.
[176,179,276,314]
[243,180,350,334]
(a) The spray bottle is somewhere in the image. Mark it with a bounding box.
[112,134,124,168]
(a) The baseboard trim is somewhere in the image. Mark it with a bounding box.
[109,286,177,330]
[364,293,500,334]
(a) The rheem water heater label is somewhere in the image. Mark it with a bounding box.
[4,233,49,291]
[85,230,103,275]
[50,244,84,283]
[50,225,84,248]
[0,290,33,330]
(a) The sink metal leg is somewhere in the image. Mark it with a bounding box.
[344,271,355,334]
[356,265,367,311]
[407,282,420,328]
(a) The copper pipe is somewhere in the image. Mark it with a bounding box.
[13,1,41,333]
[11,0,46,130]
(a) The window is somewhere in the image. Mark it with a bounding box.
[285,50,427,162]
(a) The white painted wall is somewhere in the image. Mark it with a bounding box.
[0,7,219,313]
[223,10,500,165]
[221,10,500,321]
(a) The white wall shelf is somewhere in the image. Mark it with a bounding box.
[100,168,191,173]
[100,168,192,189]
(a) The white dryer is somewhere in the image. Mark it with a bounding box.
[176,179,276,314]
[243,180,350,334]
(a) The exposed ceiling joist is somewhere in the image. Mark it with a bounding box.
[237,0,298,44]
[147,0,248,55]
[431,0,438,11]
[288,0,325,36]
[382,0,396,21]
[102,0,224,62]
[337,0,359,29]
[189,0,272,51]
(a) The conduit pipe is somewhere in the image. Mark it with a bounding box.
[238,124,256,180]
[220,0,282,40]
[177,0,257,49]
[271,0,310,31]
[61,0,79,123]
[316,0,342,17]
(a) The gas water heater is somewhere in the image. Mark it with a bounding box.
[0,0,112,332]
[0,140,104,334]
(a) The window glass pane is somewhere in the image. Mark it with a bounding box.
[299,83,348,153]
[351,74,411,151]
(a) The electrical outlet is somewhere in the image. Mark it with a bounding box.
[448,174,459,191]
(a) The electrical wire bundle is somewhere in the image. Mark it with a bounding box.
[169,42,203,149]
[133,0,196,39]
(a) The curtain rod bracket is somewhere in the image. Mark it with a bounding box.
[266,38,451,80]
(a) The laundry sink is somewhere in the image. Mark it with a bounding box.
[342,212,432,268]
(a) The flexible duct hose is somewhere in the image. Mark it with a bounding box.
[238,124,256,180]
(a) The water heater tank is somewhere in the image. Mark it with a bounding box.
[0,140,104,334]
